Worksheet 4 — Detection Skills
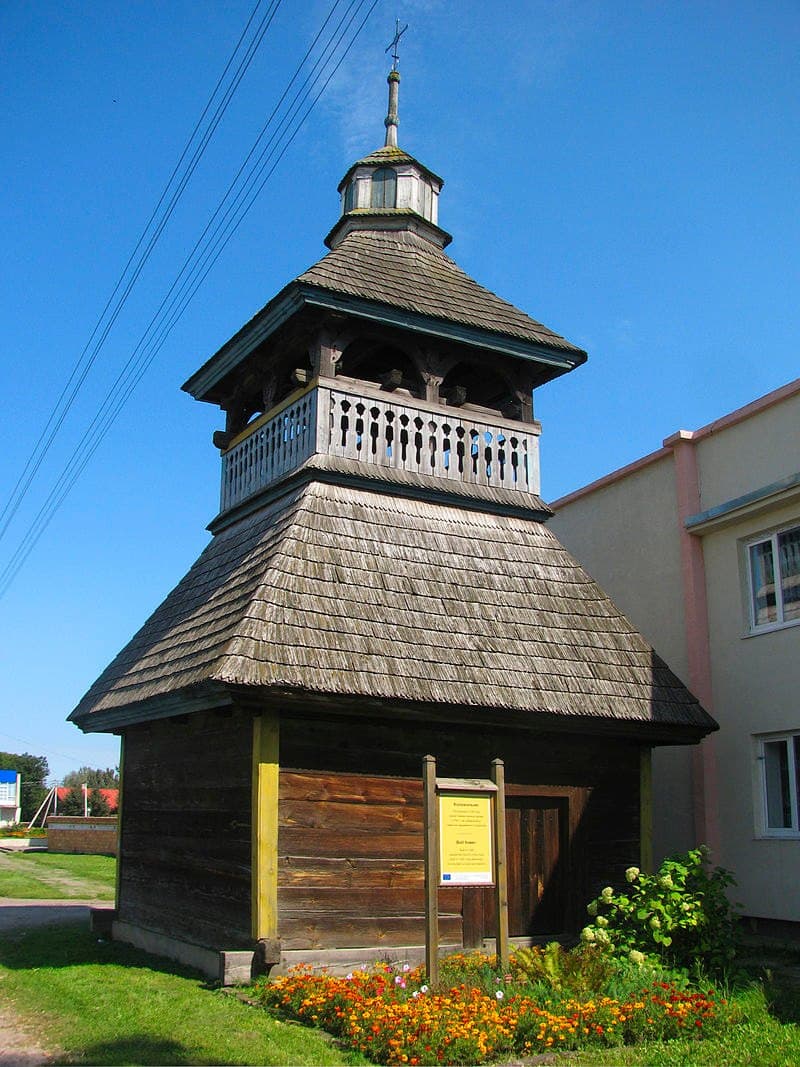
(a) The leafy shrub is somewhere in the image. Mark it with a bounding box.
[0,823,47,838]
[510,941,617,998]
[581,846,739,975]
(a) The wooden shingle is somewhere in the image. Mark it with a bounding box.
[70,478,714,735]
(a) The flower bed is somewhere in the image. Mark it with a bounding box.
[254,955,723,1065]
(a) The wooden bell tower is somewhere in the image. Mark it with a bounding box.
[70,63,716,983]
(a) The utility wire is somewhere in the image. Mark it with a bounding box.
[0,0,379,599]
[0,0,281,545]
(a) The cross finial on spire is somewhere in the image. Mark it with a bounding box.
[385,18,408,72]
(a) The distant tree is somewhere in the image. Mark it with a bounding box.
[62,766,119,789]
[58,787,85,816]
[0,751,49,821]
[89,789,112,816]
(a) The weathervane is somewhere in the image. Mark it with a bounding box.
[385,18,408,71]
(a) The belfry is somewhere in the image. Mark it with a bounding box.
[71,63,716,982]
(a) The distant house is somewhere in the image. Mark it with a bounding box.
[550,378,800,929]
[55,786,119,814]
[0,769,21,826]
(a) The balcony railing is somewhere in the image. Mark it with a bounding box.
[220,380,541,513]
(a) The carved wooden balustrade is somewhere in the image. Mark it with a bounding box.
[220,380,541,513]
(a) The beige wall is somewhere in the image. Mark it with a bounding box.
[550,383,800,919]
[700,498,800,919]
[549,454,696,862]
[696,392,800,508]
[550,456,687,674]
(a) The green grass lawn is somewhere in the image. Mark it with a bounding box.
[0,851,116,899]
[0,924,360,1066]
[2,908,799,1065]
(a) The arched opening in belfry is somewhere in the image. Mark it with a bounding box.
[338,340,423,397]
[441,361,514,414]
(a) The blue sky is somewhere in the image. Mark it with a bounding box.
[2,1,798,781]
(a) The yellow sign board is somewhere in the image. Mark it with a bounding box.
[438,792,494,885]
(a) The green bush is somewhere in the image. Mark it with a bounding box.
[581,846,739,976]
[510,941,617,998]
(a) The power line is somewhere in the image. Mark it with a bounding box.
[0,0,282,545]
[0,0,380,599]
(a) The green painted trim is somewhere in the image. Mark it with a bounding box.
[685,472,800,533]
[115,735,125,907]
[297,285,585,368]
[181,287,305,400]
[181,280,585,403]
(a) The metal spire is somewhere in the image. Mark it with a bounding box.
[383,20,407,147]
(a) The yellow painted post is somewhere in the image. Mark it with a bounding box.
[422,754,439,985]
[640,747,653,874]
[251,713,279,941]
[490,758,509,971]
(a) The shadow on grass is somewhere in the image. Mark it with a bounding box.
[0,922,210,984]
[763,975,800,1025]
[54,1035,238,1066]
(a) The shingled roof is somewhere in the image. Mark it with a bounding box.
[70,475,715,738]
[299,228,584,355]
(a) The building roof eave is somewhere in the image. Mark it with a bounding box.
[182,281,586,403]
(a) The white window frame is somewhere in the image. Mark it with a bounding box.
[756,731,800,838]
[745,521,800,634]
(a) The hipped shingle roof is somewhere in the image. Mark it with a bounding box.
[299,228,583,355]
[70,479,713,736]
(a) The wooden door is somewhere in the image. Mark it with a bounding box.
[505,796,567,936]
[463,794,568,945]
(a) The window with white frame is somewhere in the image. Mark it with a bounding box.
[747,524,800,630]
[758,733,800,835]
[0,780,16,803]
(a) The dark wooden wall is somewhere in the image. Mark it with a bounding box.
[119,708,253,950]
[118,706,642,956]
[279,712,642,952]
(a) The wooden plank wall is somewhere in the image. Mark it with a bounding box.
[278,769,461,951]
[279,713,642,952]
[117,706,643,956]
[119,709,253,950]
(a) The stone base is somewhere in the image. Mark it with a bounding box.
[103,918,460,983]
[110,919,259,985]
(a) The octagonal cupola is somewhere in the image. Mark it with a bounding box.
[326,69,451,251]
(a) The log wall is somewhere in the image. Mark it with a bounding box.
[279,713,642,952]
[119,709,253,950]
[117,705,642,957]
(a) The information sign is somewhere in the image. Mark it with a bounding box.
[438,791,494,885]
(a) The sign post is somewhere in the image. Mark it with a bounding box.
[422,755,439,985]
[491,758,509,971]
[422,756,508,984]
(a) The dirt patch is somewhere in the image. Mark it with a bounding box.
[0,1002,56,1066]
[0,901,94,1064]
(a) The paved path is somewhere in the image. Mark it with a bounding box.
[0,899,112,1066]
[0,899,110,934]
